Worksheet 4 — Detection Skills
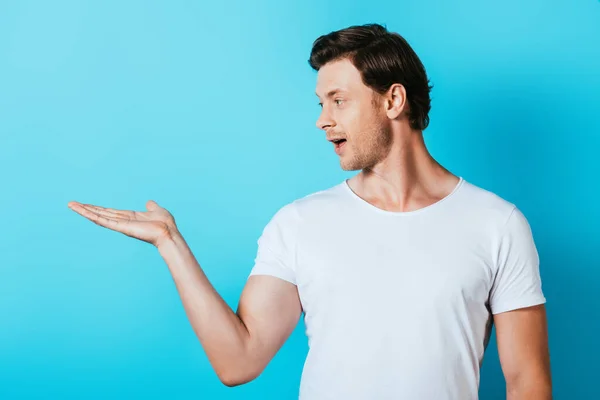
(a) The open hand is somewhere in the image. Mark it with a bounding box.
[67,199,178,248]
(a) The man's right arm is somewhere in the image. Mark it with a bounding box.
[157,230,302,387]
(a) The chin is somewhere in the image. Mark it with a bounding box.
[340,160,363,171]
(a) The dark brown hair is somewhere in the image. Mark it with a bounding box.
[309,23,433,131]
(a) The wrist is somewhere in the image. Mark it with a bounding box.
[156,226,184,250]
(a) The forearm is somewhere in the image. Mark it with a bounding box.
[157,231,251,384]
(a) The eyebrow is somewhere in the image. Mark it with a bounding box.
[315,88,347,100]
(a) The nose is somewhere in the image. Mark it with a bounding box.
[316,108,335,131]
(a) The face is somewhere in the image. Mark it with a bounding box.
[315,58,393,171]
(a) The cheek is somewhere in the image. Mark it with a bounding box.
[346,118,372,142]
[339,110,362,137]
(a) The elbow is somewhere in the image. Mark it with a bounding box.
[218,374,248,388]
[219,376,243,388]
[212,340,265,387]
[217,367,260,388]
[506,373,552,400]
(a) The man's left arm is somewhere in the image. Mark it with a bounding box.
[494,304,552,399]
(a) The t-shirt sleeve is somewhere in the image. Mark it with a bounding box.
[247,202,299,285]
[489,206,546,314]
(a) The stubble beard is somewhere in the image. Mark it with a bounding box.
[340,121,392,171]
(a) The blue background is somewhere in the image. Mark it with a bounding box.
[1,0,598,398]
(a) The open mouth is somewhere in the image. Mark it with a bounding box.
[332,139,347,153]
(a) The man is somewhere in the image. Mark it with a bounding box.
[68,23,552,399]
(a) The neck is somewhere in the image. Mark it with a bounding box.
[351,128,459,212]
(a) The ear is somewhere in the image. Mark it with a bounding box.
[384,84,407,120]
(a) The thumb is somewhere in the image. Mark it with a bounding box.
[146,200,161,211]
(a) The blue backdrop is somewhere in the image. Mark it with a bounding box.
[1,0,598,398]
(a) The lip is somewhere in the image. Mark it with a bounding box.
[334,140,346,155]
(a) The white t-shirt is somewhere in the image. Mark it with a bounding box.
[248,177,546,400]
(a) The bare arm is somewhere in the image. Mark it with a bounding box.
[495,304,552,399]
[67,200,300,386]
[158,231,302,386]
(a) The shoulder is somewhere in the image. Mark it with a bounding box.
[263,181,344,231]
[275,181,347,221]
[457,179,519,228]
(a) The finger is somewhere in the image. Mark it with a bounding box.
[82,204,132,220]
[73,204,124,230]
[81,204,134,219]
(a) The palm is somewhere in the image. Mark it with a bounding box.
[67,199,177,247]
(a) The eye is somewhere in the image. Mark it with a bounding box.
[335,99,344,106]
[318,102,323,108]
